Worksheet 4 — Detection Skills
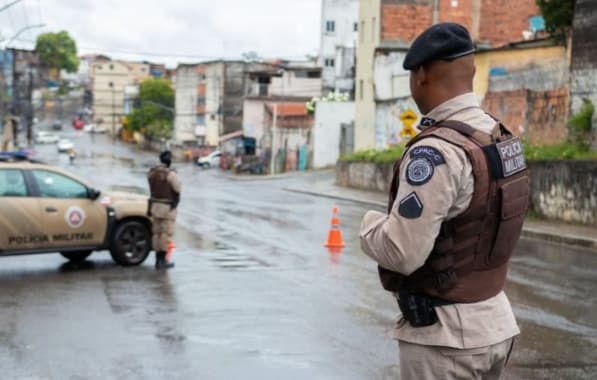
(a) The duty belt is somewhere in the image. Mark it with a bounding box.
[150,198,173,205]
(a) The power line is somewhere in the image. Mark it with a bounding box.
[19,0,32,41]
[11,36,314,63]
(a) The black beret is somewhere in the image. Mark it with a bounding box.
[403,23,475,70]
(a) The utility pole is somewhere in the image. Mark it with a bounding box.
[270,103,277,175]
[25,68,33,146]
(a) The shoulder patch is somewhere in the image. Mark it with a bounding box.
[409,145,445,165]
[406,157,434,186]
[398,192,423,219]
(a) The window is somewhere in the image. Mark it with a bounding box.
[326,20,335,33]
[0,169,27,197]
[96,65,102,70]
[359,79,364,100]
[354,22,358,32]
[196,115,205,125]
[324,58,335,68]
[32,171,88,199]
[109,64,114,70]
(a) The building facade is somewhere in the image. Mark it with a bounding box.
[355,0,544,150]
[91,61,131,134]
[319,0,360,95]
[174,64,206,144]
[242,62,322,157]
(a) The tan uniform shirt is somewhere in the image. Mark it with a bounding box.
[150,169,181,220]
[360,93,520,349]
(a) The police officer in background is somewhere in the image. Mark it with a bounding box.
[360,23,530,379]
[148,150,181,269]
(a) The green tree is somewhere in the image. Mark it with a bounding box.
[35,31,79,73]
[127,78,174,139]
[536,0,576,43]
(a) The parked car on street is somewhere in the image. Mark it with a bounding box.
[0,152,152,265]
[84,124,107,134]
[52,121,63,131]
[35,131,60,144]
[197,150,221,168]
[57,139,74,153]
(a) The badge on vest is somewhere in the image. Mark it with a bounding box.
[406,157,434,186]
[483,137,527,179]
[398,192,424,219]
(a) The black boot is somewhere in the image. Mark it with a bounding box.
[155,251,174,270]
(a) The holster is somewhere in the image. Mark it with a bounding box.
[397,290,452,328]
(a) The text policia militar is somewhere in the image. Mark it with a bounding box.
[8,233,95,245]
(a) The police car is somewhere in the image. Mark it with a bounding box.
[0,152,152,265]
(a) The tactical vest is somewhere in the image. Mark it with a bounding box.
[379,120,530,303]
[148,166,175,202]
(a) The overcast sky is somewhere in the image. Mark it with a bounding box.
[1,0,322,67]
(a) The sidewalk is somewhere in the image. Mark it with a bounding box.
[284,176,597,250]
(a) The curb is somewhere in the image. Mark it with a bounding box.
[284,187,597,250]
[520,227,597,250]
[283,187,386,209]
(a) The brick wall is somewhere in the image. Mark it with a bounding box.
[482,89,527,136]
[479,0,539,47]
[381,0,539,47]
[382,1,432,43]
[526,88,569,145]
[482,88,569,145]
[438,0,474,32]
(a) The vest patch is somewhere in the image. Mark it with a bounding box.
[406,157,434,186]
[410,145,445,165]
[496,138,526,177]
[398,192,423,219]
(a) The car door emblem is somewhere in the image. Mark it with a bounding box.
[65,206,86,228]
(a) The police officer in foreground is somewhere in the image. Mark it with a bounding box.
[360,23,530,379]
[148,150,181,269]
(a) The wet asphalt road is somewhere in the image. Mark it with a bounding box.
[0,130,596,379]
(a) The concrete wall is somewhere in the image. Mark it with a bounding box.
[569,0,597,149]
[313,101,355,168]
[242,98,266,152]
[336,160,393,193]
[320,0,359,92]
[473,45,567,100]
[205,62,223,146]
[354,0,381,151]
[529,161,597,226]
[375,97,420,148]
[270,70,322,98]
[337,159,597,226]
[174,65,199,143]
[373,50,409,100]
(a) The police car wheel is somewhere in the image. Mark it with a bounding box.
[110,221,151,266]
[60,250,93,262]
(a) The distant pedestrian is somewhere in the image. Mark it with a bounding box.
[360,23,530,379]
[147,150,180,269]
[68,148,77,164]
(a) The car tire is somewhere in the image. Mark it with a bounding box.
[110,220,151,266]
[60,250,93,262]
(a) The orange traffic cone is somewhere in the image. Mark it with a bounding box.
[324,206,345,253]
[166,240,176,261]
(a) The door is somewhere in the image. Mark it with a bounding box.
[0,169,44,252]
[30,170,107,249]
[339,122,355,156]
